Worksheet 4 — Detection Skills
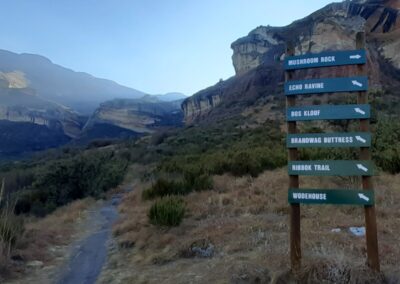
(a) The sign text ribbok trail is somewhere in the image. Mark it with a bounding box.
[288,160,374,176]
[284,34,379,272]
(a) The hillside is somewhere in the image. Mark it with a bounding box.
[182,0,400,124]
[0,83,85,157]
[0,50,186,157]
[0,50,147,114]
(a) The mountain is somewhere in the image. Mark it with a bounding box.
[0,84,84,158]
[0,49,147,114]
[0,50,186,157]
[155,92,187,102]
[79,95,183,142]
[182,0,400,124]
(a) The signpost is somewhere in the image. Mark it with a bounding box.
[284,32,380,272]
[287,104,370,121]
[287,132,371,148]
[288,160,374,176]
[288,189,374,205]
[285,76,368,95]
[285,49,366,70]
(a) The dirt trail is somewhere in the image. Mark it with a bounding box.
[56,194,121,284]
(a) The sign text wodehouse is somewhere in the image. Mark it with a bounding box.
[288,189,374,205]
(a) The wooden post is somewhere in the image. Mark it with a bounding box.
[356,32,380,271]
[285,42,301,270]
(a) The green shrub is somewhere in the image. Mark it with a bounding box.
[373,117,400,174]
[14,150,129,216]
[148,196,185,226]
[142,179,185,200]
[230,151,262,177]
[188,174,213,191]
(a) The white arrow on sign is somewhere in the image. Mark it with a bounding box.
[355,136,367,143]
[350,54,362,60]
[358,193,370,202]
[357,164,369,172]
[352,80,363,87]
[354,108,366,115]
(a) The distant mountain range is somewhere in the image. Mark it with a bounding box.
[0,50,186,158]
[0,49,150,114]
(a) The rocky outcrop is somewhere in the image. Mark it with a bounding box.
[83,96,183,137]
[0,87,83,138]
[231,0,399,74]
[232,1,399,75]
[183,0,400,124]
[182,93,222,125]
[182,64,283,124]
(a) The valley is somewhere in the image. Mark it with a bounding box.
[0,52,186,158]
[0,0,399,283]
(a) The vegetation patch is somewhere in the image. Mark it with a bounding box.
[148,196,185,227]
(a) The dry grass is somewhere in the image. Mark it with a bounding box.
[2,198,96,281]
[100,168,400,283]
[19,198,95,259]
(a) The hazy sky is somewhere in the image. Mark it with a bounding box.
[0,0,335,95]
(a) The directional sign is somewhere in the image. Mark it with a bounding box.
[288,189,374,205]
[287,132,371,148]
[285,76,368,95]
[288,160,374,176]
[287,104,370,121]
[284,49,366,70]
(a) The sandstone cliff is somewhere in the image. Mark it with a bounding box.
[182,0,400,124]
[0,87,83,138]
[82,96,183,138]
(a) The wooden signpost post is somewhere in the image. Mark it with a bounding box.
[284,32,380,271]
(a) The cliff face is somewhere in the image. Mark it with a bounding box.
[82,96,183,138]
[231,0,399,75]
[0,85,84,157]
[182,0,400,124]
[0,87,83,138]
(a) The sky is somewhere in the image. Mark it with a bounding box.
[0,0,336,95]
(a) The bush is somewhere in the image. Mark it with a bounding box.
[142,170,214,200]
[14,150,129,216]
[142,179,185,200]
[373,118,400,174]
[148,196,185,226]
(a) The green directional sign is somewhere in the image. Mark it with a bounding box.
[288,189,374,205]
[287,132,371,148]
[284,49,366,70]
[285,76,368,95]
[288,160,374,176]
[287,104,370,121]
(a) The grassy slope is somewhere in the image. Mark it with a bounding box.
[100,169,400,283]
